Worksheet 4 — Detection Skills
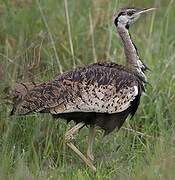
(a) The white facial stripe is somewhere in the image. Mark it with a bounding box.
[118,15,128,25]
[117,13,140,27]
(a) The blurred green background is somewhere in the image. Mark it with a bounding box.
[0,0,175,179]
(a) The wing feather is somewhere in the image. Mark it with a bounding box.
[50,84,139,114]
[11,63,142,115]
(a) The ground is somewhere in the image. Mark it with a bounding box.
[0,0,175,179]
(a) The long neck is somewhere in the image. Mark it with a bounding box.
[117,24,147,82]
[117,24,138,68]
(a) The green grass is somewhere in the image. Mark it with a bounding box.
[0,0,175,179]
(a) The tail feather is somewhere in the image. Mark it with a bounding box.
[9,82,45,116]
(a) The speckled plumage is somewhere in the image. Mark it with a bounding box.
[11,62,144,134]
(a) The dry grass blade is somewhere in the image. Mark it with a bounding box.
[89,11,97,63]
[36,0,63,74]
[121,127,158,140]
[64,0,76,68]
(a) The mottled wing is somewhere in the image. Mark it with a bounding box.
[50,83,138,114]
[11,63,141,116]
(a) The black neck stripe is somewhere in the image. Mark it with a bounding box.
[114,12,125,27]
[114,12,130,29]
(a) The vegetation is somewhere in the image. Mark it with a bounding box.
[0,0,175,179]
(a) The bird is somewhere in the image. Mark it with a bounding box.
[10,7,155,171]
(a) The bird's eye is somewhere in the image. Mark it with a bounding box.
[127,11,134,16]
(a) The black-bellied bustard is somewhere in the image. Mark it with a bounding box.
[10,7,155,172]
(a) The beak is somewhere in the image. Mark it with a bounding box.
[138,8,156,15]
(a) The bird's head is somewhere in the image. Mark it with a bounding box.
[113,7,156,29]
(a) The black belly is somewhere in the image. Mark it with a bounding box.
[53,110,129,136]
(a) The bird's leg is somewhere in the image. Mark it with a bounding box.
[64,122,85,141]
[64,122,96,172]
[66,142,96,172]
[87,124,96,161]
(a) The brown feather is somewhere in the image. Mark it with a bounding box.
[10,62,144,134]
